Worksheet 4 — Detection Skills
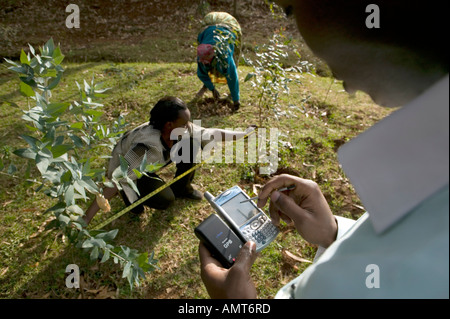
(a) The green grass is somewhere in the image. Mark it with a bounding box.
[0,44,393,299]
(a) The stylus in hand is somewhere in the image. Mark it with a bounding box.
[240,185,296,203]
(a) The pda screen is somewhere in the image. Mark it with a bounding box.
[221,193,259,227]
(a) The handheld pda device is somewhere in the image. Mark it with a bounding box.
[195,214,245,268]
[204,185,279,252]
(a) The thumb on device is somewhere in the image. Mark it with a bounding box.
[226,240,258,298]
[233,241,257,271]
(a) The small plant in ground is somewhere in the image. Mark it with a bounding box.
[2,38,158,289]
[242,27,314,177]
[243,29,313,127]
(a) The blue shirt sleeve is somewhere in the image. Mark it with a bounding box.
[224,54,240,102]
[197,63,215,91]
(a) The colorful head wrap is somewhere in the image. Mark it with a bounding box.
[197,44,215,64]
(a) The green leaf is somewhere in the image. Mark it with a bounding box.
[43,38,55,56]
[51,144,72,158]
[82,239,94,248]
[111,166,124,182]
[138,150,148,172]
[37,146,52,158]
[69,135,84,148]
[28,43,35,56]
[100,249,110,263]
[128,269,137,288]
[132,169,142,179]
[90,246,99,260]
[94,238,106,248]
[126,177,140,196]
[84,109,104,117]
[44,201,66,214]
[70,122,84,130]
[19,64,34,80]
[20,49,30,65]
[119,155,128,174]
[46,73,62,90]
[244,73,256,82]
[83,79,91,92]
[58,214,71,225]
[121,246,131,257]
[54,135,64,147]
[67,205,84,215]
[65,185,75,206]
[122,261,132,278]
[20,134,39,149]
[8,65,28,74]
[46,102,70,116]
[13,148,37,160]
[42,127,55,144]
[78,178,99,194]
[71,221,84,231]
[145,163,163,174]
[41,69,58,78]
[80,135,91,146]
[60,170,72,184]
[52,46,65,65]
[96,229,119,242]
[136,252,149,268]
[104,181,115,188]
[82,158,91,175]
[4,57,20,67]
[35,154,51,174]
[73,180,87,200]
[19,76,37,89]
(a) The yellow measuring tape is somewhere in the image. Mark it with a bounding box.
[91,129,256,230]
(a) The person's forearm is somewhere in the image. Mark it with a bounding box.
[84,201,99,225]
[215,128,250,141]
[197,65,215,91]
[83,186,118,225]
[226,58,240,102]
